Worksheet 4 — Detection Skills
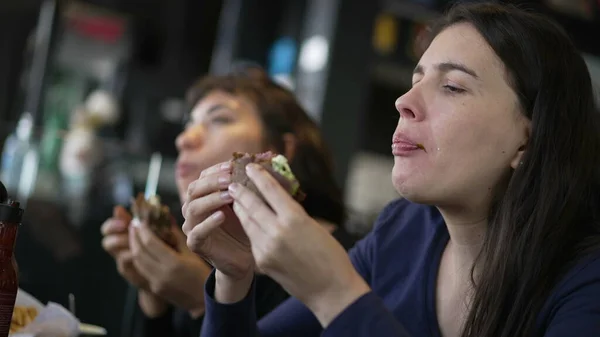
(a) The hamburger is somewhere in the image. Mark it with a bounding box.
[131,193,178,249]
[231,152,305,202]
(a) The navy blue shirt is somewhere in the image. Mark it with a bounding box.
[201,199,600,336]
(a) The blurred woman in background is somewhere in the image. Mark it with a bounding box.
[101,66,356,337]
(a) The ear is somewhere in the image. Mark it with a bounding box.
[509,122,530,170]
[282,133,297,160]
[509,145,526,170]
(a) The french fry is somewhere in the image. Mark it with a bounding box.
[9,306,38,333]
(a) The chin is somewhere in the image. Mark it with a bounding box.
[391,169,434,205]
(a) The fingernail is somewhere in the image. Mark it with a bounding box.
[211,211,224,221]
[228,183,240,194]
[220,162,232,170]
[218,176,231,186]
[131,218,141,228]
[220,191,232,200]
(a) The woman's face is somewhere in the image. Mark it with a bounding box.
[175,90,265,203]
[392,23,530,211]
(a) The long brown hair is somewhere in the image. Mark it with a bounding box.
[428,3,600,337]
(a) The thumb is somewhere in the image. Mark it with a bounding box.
[114,205,132,223]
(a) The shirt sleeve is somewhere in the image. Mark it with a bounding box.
[200,234,382,337]
[200,270,260,337]
[322,292,410,337]
[200,200,406,337]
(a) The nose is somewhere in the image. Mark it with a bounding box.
[175,126,203,152]
[395,88,423,121]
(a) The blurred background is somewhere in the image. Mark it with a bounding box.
[0,0,598,335]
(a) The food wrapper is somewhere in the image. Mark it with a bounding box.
[9,289,79,337]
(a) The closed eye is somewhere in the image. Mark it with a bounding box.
[443,85,466,94]
[210,116,233,124]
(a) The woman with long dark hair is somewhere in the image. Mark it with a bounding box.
[183,2,600,337]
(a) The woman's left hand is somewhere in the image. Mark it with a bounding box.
[129,221,211,318]
[228,163,371,327]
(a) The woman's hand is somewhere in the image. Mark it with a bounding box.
[101,207,166,317]
[101,206,149,289]
[129,221,212,318]
[182,162,255,302]
[229,163,371,327]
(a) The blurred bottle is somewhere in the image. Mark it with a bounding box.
[268,37,297,90]
[0,113,34,195]
[59,106,103,226]
[0,180,24,337]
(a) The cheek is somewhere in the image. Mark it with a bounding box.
[217,128,265,155]
[431,106,510,156]
[429,111,521,187]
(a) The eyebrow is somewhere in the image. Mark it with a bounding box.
[205,104,232,115]
[413,62,479,79]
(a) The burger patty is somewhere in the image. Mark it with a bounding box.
[131,193,178,249]
[231,152,305,202]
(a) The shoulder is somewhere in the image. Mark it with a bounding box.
[541,250,600,327]
[554,250,600,295]
[552,250,600,295]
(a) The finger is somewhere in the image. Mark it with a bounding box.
[101,234,129,254]
[182,191,233,233]
[135,221,178,263]
[186,211,226,252]
[101,219,128,236]
[245,164,298,214]
[117,251,149,289]
[129,226,162,277]
[114,205,132,222]
[231,200,272,239]
[228,183,278,232]
[199,161,232,179]
[186,172,232,203]
[185,160,232,202]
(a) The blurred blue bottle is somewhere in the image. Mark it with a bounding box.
[268,37,297,90]
[1,113,35,194]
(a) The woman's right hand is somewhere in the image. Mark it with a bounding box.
[182,162,255,287]
[101,206,149,289]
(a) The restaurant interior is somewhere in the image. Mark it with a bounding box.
[0,0,598,335]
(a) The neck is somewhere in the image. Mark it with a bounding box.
[438,207,487,275]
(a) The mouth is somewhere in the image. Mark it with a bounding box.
[392,134,426,156]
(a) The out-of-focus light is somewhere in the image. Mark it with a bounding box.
[298,35,329,73]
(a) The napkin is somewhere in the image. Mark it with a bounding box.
[9,290,79,337]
